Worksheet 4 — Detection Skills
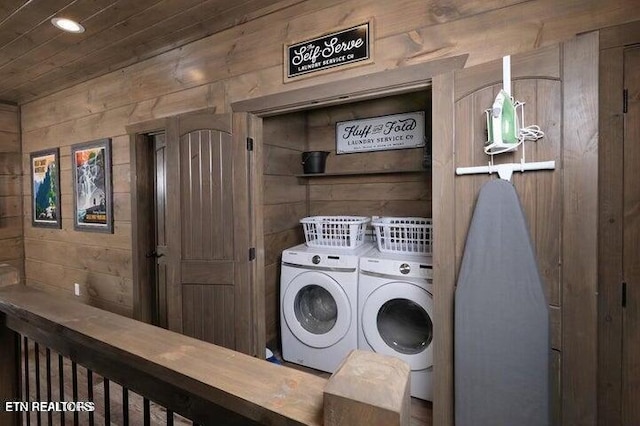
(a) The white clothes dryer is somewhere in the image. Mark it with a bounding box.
[280,242,373,373]
[358,248,434,400]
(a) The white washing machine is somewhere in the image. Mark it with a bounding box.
[358,248,434,400]
[280,242,373,373]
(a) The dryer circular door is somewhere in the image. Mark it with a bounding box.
[362,281,433,370]
[282,271,351,349]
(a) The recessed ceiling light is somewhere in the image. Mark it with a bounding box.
[51,17,85,33]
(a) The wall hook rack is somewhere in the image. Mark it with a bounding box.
[456,159,556,181]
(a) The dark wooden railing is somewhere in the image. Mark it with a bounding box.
[0,266,409,426]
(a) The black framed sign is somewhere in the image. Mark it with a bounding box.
[285,22,371,80]
[30,148,61,229]
[71,138,113,233]
[336,111,426,154]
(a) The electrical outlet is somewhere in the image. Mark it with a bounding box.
[74,283,80,296]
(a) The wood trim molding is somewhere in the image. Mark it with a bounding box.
[246,113,265,358]
[431,70,456,426]
[125,118,168,136]
[599,19,640,50]
[127,118,170,323]
[597,45,624,426]
[231,55,468,116]
[561,31,599,425]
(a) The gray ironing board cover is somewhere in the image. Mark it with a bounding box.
[455,179,549,426]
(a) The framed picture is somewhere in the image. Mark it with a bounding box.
[71,138,113,233]
[30,148,61,228]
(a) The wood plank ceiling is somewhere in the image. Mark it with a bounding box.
[0,0,287,105]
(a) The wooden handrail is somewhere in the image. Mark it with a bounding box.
[0,285,411,425]
[0,285,323,425]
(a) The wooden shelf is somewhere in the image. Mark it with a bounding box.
[295,168,430,178]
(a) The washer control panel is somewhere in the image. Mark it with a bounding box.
[283,248,363,269]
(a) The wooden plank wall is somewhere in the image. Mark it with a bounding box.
[17,3,640,318]
[0,104,22,279]
[306,92,432,218]
[262,113,307,345]
[11,0,640,422]
[21,133,133,316]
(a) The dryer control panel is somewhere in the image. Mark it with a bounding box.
[360,256,433,280]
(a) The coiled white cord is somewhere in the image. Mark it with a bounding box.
[519,124,545,142]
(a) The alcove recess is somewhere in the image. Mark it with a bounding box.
[261,90,432,346]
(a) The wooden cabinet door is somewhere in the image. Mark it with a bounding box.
[165,112,255,355]
[623,45,640,425]
[433,33,598,426]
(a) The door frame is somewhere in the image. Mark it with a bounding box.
[127,110,265,356]
[231,55,468,116]
[127,117,169,324]
[231,56,468,398]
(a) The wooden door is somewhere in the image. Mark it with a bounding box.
[433,33,598,426]
[153,132,168,328]
[165,112,255,355]
[623,45,640,425]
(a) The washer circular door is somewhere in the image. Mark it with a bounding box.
[362,281,433,370]
[282,271,351,348]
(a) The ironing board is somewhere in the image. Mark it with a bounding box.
[455,179,549,426]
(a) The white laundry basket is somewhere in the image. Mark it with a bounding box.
[300,216,370,249]
[372,217,433,254]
